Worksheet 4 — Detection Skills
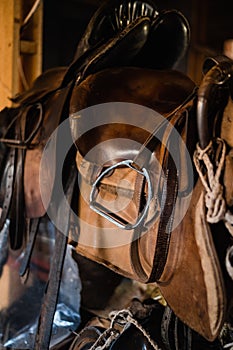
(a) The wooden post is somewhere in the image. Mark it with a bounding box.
[0,0,43,110]
[20,0,43,90]
[0,0,20,108]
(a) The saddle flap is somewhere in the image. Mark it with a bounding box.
[24,86,72,219]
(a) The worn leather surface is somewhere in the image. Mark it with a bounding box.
[69,66,195,160]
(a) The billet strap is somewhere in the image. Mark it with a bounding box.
[161,307,193,350]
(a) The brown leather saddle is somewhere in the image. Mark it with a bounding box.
[68,53,233,345]
[70,58,232,348]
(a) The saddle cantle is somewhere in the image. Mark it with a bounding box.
[74,0,190,70]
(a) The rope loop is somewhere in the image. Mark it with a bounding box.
[193,138,233,235]
[89,308,161,350]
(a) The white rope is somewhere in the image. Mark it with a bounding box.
[89,308,161,350]
[193,138,233,236]
[223,341,233,349]
[89,328,119,350]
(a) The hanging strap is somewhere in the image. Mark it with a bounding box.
[35,164,77,350]
[130,110,185,283]
[19,217,40,281]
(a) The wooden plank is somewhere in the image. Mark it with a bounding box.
[0,0,43,109]
[20,0,43,89]
[0,0,20,108]
[20,40,37,54]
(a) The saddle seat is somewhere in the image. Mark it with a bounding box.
[69,66,195,164]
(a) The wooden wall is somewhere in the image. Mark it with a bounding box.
[0,0,43,109]
[187,0,233,84]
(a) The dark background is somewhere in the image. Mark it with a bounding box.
[42,0,233,83]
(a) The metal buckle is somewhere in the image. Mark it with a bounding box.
[90,159,152,230]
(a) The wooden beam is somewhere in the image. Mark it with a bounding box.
[20,40,37,54]
[20,0,43,90]
[0,0,43,110]
[0,0,20,108]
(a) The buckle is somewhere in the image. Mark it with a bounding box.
[90,159,152,230]
[0,103,43,148]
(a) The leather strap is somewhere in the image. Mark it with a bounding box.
[147,149,178,282]
[19,217,40,280]
[130,110,187,282]
[0,147,16,230]
[9,113,26,249]
[35,161,77,350]
[35,228,68,350]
